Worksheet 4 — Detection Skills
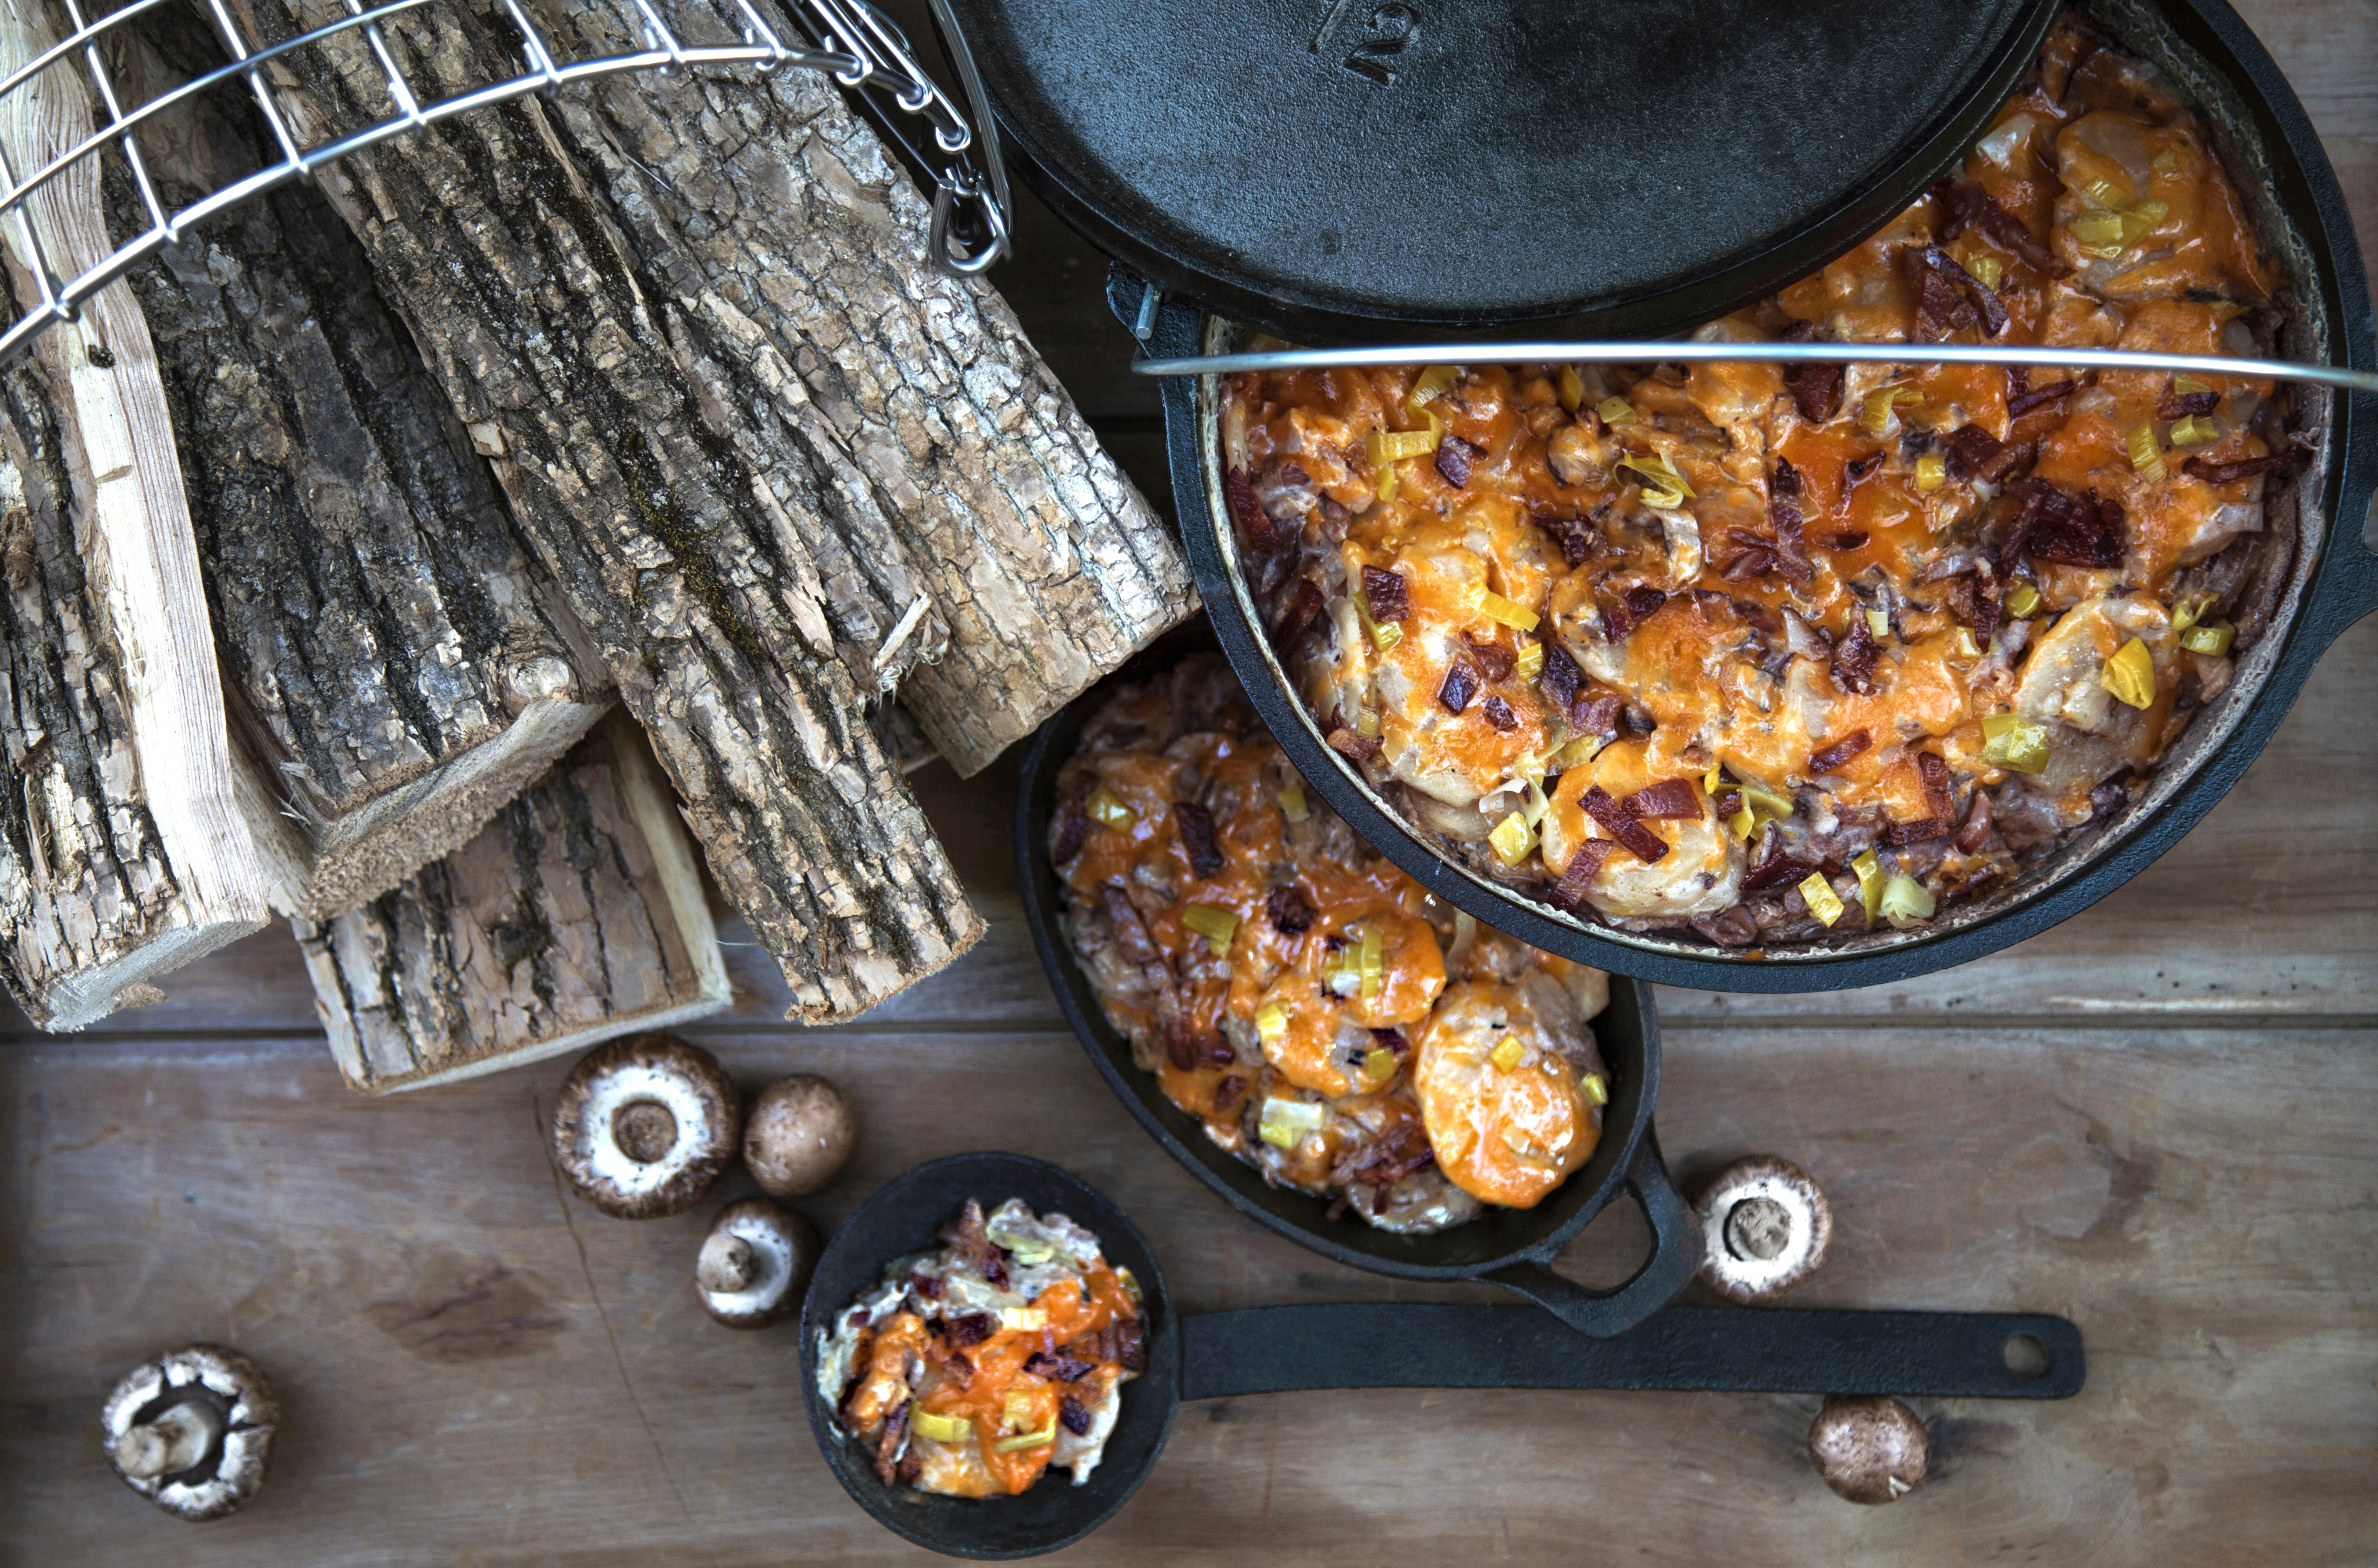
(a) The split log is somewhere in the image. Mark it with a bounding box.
[216,0,984,1018]
[94,19,613,920]
[297,711,730,1094]
[0,1,269,1029]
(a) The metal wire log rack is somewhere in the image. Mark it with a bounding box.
[0,0,1012,370]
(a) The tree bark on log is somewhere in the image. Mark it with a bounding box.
[297,710,730,1094]
[0,1,269,1029]
[221,0,983,1018]
[96,19,613,919]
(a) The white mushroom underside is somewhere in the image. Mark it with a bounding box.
[1698,1173,1824,1293]
[101,1348,271,1511]
[574,1063,715,1196]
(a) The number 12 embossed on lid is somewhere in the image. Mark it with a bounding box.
[940,0,2060,340]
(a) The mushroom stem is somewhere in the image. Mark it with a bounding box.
[1725,1196,1793,1261]
[612,1099,680,1164]
[698,1230,758,1294]
[112,1400,224,1480]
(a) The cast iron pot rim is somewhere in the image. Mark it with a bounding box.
[1157,0,2378,993]
[1014,651,1666,1284]
[796,1149,1182,1561]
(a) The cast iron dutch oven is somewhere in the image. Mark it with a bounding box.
[959,0,2378,991]
[1015,629,1701,1340]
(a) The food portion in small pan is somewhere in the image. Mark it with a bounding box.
[1049,653,1614,1234]
[815,1198,1147,1498]
[1220,15,2305,953]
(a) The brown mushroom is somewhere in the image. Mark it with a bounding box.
[101,1345,278,1521]
[743,1074,855,1199]
[1809,1394,1928,1504]
[1692,1154,1831,1304]
[552,1035,741,1219]
[696,1196,820,1329]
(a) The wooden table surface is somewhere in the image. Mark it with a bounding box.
[4,5,2374,1563]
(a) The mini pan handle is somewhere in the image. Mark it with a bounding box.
[1483,1135,1701,1338]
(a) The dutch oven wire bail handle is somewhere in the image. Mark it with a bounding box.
[1482,1133,1703,1339]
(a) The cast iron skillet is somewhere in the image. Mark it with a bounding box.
[801,1152,2085,1561]
[1142,0,2378,992]
[1015,628,1699,1339]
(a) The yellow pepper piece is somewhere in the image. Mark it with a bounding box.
[1254,999,1288,1045]
[2172,374,2214,397]
[1981,711,2051,773]
[1596,396,1636,426]
[2125,423,2166,481]
[1477,590,1541,632]
[1515,640,1545,681]
[2180,620,2236,656]
[2100,636,2157,710]
[1258,1097,1326,1149]
[1368,427,1439,464]
[1915,452,1947,492]
[1736,777,1795,822]
[2004,582,2042,618]
[1579,1072,1609,1107]
[1799,872,1845,928]
[1087,786,1137,832]
[1727,805,1756,838]
[1851,848,1884,924]
[913,1411,973,1444]
[1558,365,1585,412]
[1489,811,1535,866]
[1277,784,1309,823]
[1375,459,1399,504]
[1489,1036,1526,1073]
[1182,903,1238,955]
[994,1424,1058,1454]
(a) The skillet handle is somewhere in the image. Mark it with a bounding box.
[1483,1134,1702,1338]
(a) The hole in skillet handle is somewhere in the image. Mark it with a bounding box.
[797,1152,1181,1561]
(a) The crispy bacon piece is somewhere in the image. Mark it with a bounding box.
[1766,457,1814,583]
[1481,695,1518,732]
[1115,1320,1146,1373]
[1435,437,1477,489]
[1267,885,1315,934]
[2182,447,2312,486]
[1713,787,1744,817]
[1823,530,1871,551]
[1623,586,1668,631]
[1933,177,2068,275]
[1271,576,1325,654]
[1808,729,1873,775]
[1831,618,1881,696]
[1574,691,1623,737]
[1464,635,1517,683]
[1884,817,1952,846]
[2009,480,2125,568]
[1626,779,1701,819]
[2006,377,2077,418]
[1541,640,1582,712]
[1174,801,1225,878]
[1024,1349,1098,1383]
[1163,1008,1199,1070]
[945,1312,995,1348]
[1534,508,1598,567]
[1051,772,1095,865]
[1943,423,2023,484]
[1940,569,2001,643]
[1225,466,1279,554]
[2158,387,2220,420]
[1059,1395,1093,1436]
[1327,726,1383,762]
[1213,1073,1247,1116]
[1780,319,1844,423]
[1582,785,1670,864]
[908,1271,947,1301]
[1438,661,1479,715]
[1955,789,1995,853]
[1743,850,1812,892]
[1370,1026,1409,1055]
[1100,882,1159,967]
[1552,839,1614,906]
[875,1399,911,1484]
[1361,564,1411,622]
[1904,244,2010,341]
[1915,750,1954,819]
[1602,595,1634,641]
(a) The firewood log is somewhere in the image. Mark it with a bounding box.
[0,0,270,1029]
[96,17,614,919]
[297,710,730,1094]
[216,0,985,1018]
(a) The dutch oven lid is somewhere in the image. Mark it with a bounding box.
[945,0,2061,343]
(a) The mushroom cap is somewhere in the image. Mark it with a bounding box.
[1692,1154,1832,1304]
[742,1075,855,1199]
[1808,1394,1928,1504]
[552,1035,742,1219]
[696,1196,819,1329]
[100,1344,278,1522]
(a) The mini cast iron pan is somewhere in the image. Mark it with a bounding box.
[1018,627,1698,1339]
[1134,0,2378,994]
[802,1152,2085,1561]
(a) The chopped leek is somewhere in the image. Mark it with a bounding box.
[1323,946,1362,997]
[1408,365,1458,411]
[1277,783,1310,823]
[1490,811,1535,866]
[1866,607,1890,641]
[1254,999,1288,1045]
[1953,626,1981,658]
[1375,459,1399,504]
[913,1410,973,1444]
[2068,208,2125,246]
[1579,1072,1609,1107]
[2120,200,2169,242]
[1558,365,1586,412]
[1362,1047,1398,1082]
[1355,707,1381,739]
[1616,452,1696,502]
[2180,620,2236,656]
[1981,711,2051,773]
[1861,387,1922,437]
[1086,786,1138,832]
[1359,924,1384,999]
[1915,452,1947,492]
[994,1424,1058,1454]
[1258,1096,1327,1149]
[2004,582,2043,618]
[1368,427,1439,464]
[1354,593,1402,654]
[1515,640,1545,681]
[1799,872,1846,928]
[1851,848,1884,925]
[997,1307,1048,1332]
[2170,415,2219,446]
[2173,374,2214,397]
[2125,422,2166,481]
[1879,874,1937,930]
[1182,903,1238,955]
[1737,777,1796,822]
[2152,147,2180,174]
[2100,636,2157,709]
[1561,734,1608,767]
[1522,773,1553,830]
[1489,1035,1526,1073]
[1966,253,2003,291]
[1596,396,1637,426]
[986,1217,1057,1264]
[1702,761,1723,795]
[2170,594,2206,633]
[2083,177,2129,210]
[1477,590,1541,632]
